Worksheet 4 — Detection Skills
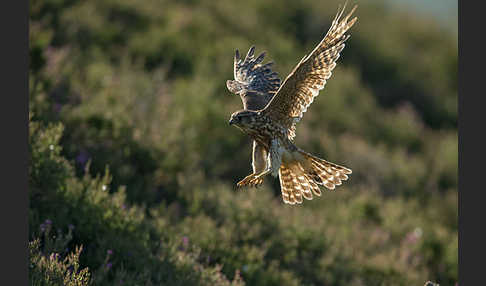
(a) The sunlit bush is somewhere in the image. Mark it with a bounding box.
[29,0,457,284]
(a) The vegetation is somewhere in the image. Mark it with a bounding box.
[29,0,457,285]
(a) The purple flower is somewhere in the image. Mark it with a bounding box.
[106,262,112,270]
[45,219,52,225]
[107,249,113,255]
[182,236,189,246]
[68,224,75,230]
[40,223,46,232]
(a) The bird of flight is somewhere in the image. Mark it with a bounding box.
[227,4,357,205]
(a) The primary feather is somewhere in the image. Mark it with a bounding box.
[227,46,281,111]
[262,4,358,140]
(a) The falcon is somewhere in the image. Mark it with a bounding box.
[227,4,357,205]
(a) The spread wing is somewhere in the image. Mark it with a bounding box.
[227,47,281,111]
[262,4,357,140]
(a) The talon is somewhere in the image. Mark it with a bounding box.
[253,178,263,188]
[247,176,264,187]
[237,172,267,188]
[237,173,258,188]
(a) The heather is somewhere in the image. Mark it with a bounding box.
[29,0,457,285]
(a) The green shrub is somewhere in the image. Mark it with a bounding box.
[29,232,91,286]
[29,0,457,284]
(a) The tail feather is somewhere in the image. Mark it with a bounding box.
[279,165,307,205]
[304,174,321,197]
[290,171,304,204]
[278,166,293,204]
[296,164,314,200]
[304,151,351,191]
[311,160,342,187]
[296,174,312,201]
[278,149,351,205]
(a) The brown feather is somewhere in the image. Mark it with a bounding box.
[229,46,282,111]
[262,5,358,140]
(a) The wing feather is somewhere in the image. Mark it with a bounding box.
[262,4,357,139]
[227,46,282,111]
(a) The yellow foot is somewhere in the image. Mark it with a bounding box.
[237,174,264,188]
[249,177,264,187]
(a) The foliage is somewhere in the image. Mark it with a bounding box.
[29,229,91,286]
[29,0,457,285]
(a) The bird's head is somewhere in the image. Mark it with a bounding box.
[229,110,258,128]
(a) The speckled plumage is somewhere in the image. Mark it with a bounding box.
[228,3,357,205]
[227,46,281,186]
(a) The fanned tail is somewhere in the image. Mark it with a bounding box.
[278,149,352,205]
[300,150,352,190]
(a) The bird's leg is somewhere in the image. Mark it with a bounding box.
[250,169,271,181]
[246,138,281,184]
[237,141,268,188]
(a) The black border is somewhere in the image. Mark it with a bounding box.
[1,0,29,284]
[0,0,472,284]
[458,1,482,285]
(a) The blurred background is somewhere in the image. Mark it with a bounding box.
[29,0,457,285]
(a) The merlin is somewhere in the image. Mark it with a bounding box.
[227,4,357,205]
